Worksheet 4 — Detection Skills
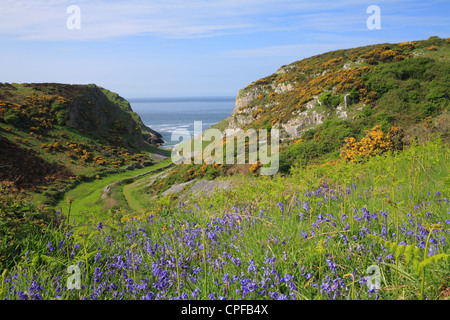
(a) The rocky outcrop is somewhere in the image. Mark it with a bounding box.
[282,110,326,137]
[273,83,294,94]
[235,86,268,109]
[225,87,329,139]
[275,65,294,74]
[144,127,165,146]
[227,81,297,135]
[161,179,232,197]
[161,180,196,197]
[234,82,294,110]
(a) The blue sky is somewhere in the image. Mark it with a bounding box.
[0,0,449,98]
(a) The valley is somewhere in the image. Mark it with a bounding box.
[0,36,449,301]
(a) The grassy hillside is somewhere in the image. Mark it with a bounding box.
[148,37,449,194]
[225,36,448,131]
[0,83,168,205]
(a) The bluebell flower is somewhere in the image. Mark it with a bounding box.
[47,242,55,254]
[327,258,338,274]
[428,245,436,256]
[191,288,200,299]
[140,291,153,300]
[96,222,103,231]
[368,287,377,298]
[247,260,256,273]
[303,201,309,213]
[18,291,28,300]
[277,202,284,213]
[317,213,324,222]
[277,293,288,300]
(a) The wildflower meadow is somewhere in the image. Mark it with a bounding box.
[1,138,448,301]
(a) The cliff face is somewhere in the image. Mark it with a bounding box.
[60,84,165,147]
[224,82,328,141]
[97,87,164,146]
[227,78,318,138]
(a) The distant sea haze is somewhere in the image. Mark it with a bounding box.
[128,97,236,149]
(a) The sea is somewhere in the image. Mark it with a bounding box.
[128,97,236,149]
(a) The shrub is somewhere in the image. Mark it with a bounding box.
[319,92,342,109]
[340,125,403,163]
[279,120,358,173]
[426,86,448,104]
[4,109,22,127]
[348,87,360,104]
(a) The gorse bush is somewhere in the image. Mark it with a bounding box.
[0,95,69,132]
[340,125,404,163]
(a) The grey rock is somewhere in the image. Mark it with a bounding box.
[160,179,232,198]
[161,180,196,197]
[344,94,351,108]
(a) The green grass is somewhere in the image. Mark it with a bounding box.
[55,158,172,222]
[122,182,145,212]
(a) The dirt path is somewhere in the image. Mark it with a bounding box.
[101,162,173,200]
[121,167,175,212]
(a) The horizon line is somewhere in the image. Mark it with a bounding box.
[127,96,237,103]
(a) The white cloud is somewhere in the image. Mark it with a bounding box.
[220,35,383,59]
[0,0,427,41]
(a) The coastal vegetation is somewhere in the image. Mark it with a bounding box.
[1,138,448,300]
[0,37,449,300]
